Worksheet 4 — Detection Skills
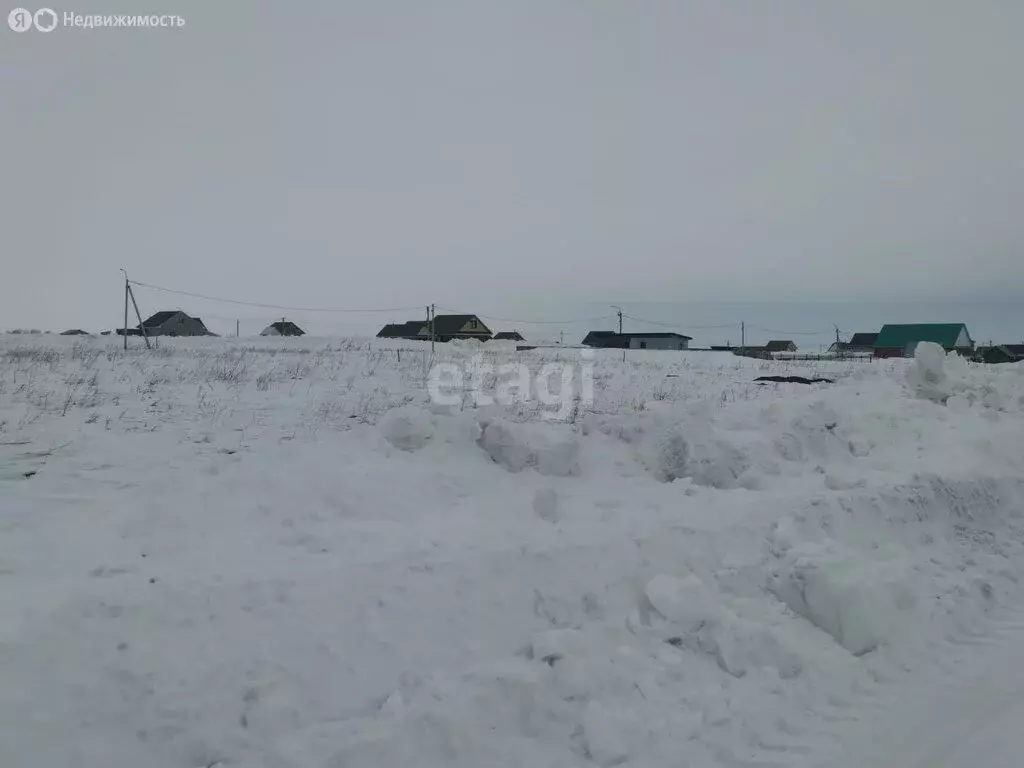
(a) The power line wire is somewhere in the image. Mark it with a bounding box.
[622,314,735,330]
[747,324,827,337]
[129,280,424,314]
[434,307,614,325]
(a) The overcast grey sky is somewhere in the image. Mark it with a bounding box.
[2,0,1022,334]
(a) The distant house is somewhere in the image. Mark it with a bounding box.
[582,331,692,350]
[628,333,691,350]
[60,329,90,336]
[582,331,628,349]
[420,314,492,342]
[764,340,798,353]
[492,331,526,342]
[848,332,878,351]
[122,310,213,337]
[376,321,427,339]
[829,332,878,355]
[976,344,1024,364]
[375,315,491,342]
[874,323,974,358]
[261,320,305,337]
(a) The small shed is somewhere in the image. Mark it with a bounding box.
[492,331,526,341]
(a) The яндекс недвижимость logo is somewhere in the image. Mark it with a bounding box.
[8,7,57,31]
[8,8,183,31]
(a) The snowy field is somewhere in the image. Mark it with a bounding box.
[2,336,1024,767]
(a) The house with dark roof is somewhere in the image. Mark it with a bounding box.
[848,332,878,350]
[261,319,305,337]
[582,331,692,350]
[376,315,491,342]
[492,330,526,342]
[627,333,691,350]
[582,331,628,349]
[976,344,1024,364]
[60,329,90,336]
[873,323,974,358]
[764,340,798,353]
[421,314,492,342]
[376,321,427,339]
[123,310,212,337]
[829,332,878,355]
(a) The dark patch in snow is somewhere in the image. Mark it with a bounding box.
[755,376,835,384]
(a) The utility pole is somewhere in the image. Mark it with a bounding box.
[126,280,151,349]
[430,303,436,354]
[123,273,129,350]
[120,268,150,350]
[741,321,745,352]
[236,319,240,338]
[610,305,625,362]
[559,330,564,346]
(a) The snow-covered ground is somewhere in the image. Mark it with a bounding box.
[2,336,1023,767]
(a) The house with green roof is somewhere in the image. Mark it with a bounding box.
[873,323,974,358]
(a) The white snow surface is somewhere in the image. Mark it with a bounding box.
[2,336,1024,767]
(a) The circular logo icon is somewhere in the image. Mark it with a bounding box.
[8,7,33,31]
[33,7,57,32]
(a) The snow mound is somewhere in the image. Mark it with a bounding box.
[644,573,719,632]
[770,552,917,656]
[640,573,801,678]
[907,341,950,403]
[650,421,690,482]
[532,488,560,523]
[477,418,580,477]
[685,435,751,489]
[582,700,644,767]
[379,405,436,451]
[611,412,751,487]
[310,660,581,768]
